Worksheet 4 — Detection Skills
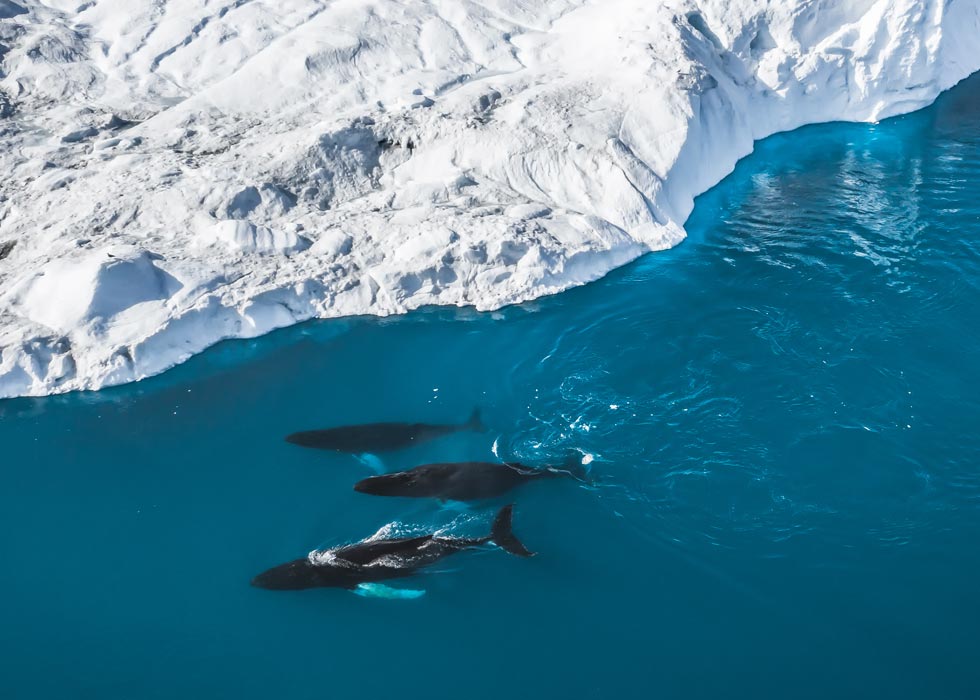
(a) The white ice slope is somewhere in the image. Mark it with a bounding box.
[0,0,977,397]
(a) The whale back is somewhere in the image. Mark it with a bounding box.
[354,461,542,500]
[333,535,436,566]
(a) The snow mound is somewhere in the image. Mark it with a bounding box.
[8,247,180,333]
[0,0,978,397]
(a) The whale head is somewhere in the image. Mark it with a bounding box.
[353,472,418,497]
[251,558,328,590]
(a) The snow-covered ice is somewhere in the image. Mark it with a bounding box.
[0,0,977,397]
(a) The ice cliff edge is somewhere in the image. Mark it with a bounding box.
[1,0,977,397]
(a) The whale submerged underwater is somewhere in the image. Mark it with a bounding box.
[284,409,486,453]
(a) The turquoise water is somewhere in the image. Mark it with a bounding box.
[3,74,980,698]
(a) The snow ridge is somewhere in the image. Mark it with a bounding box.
[1,0,978,397]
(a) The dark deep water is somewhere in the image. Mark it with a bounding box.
[2,73,980,698]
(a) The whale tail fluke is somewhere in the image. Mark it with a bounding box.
[490,504,535,557]
[466,408,487,433]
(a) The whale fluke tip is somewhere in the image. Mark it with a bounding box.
[490,504,535,558]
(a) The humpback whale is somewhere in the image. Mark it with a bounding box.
[251,505,533,592]
[284,409,485,453]
[353,458,589,501]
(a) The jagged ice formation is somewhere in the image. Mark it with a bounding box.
[0,0,977,396]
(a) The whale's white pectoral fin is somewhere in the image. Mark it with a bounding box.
[438,499,472,513]
[355,453,385,474]
[353,583,426,600]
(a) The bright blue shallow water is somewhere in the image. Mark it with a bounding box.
[3,75,980,699]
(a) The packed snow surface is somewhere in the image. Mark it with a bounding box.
[1,0,978,397]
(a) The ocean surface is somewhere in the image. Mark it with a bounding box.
[3,73,979,699]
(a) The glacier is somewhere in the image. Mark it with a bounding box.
[0,0,977,397]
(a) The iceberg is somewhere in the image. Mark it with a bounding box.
[0,0,977,397]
